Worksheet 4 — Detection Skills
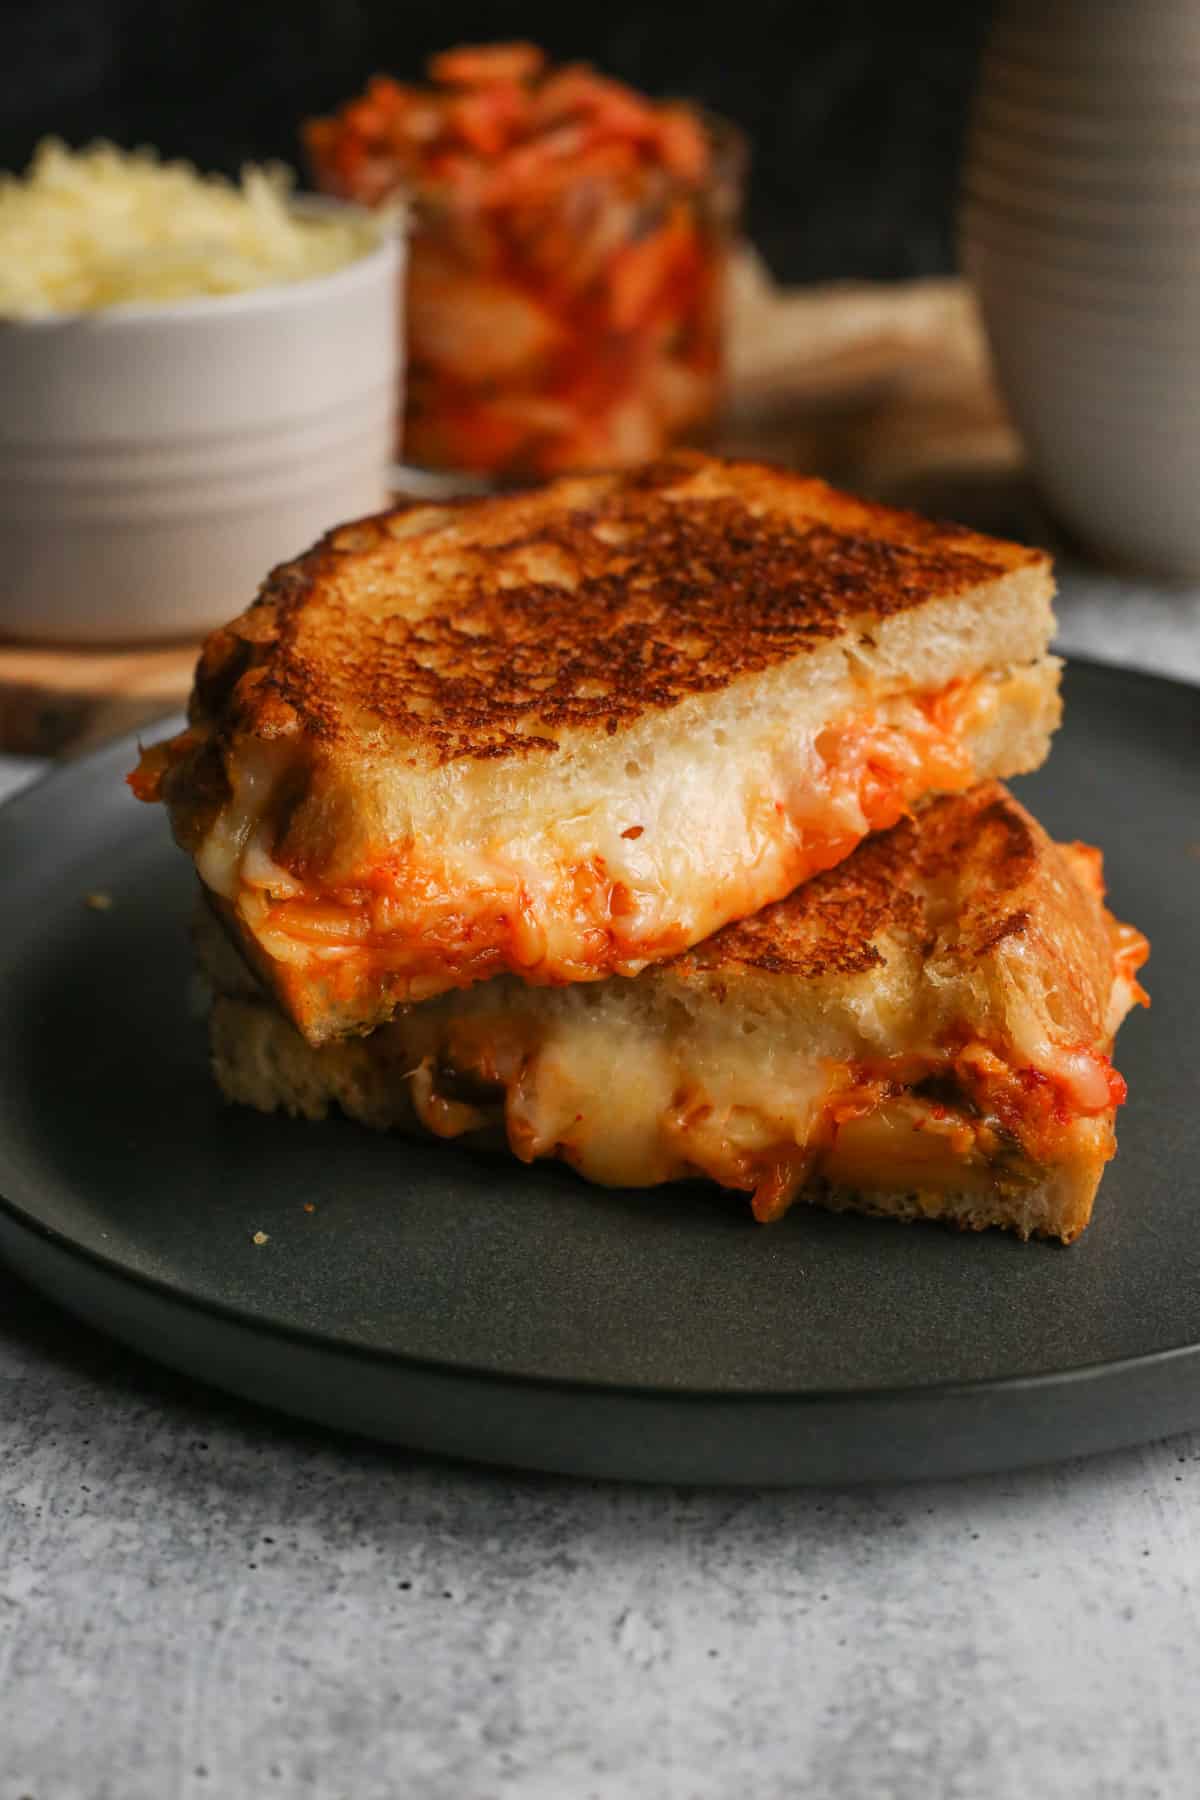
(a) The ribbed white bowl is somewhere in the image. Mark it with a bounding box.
[989,0,1200,62]
[965,165,1200,243]
[0,199,403,644]
[974,77,1200,137]
[963,250,1200,351]
[969,280,1200,362]
[962,0,1200,574]
[973,140,1200,208]
[990,12,1200,72]
[982,309,1200,409]
[963,209,1200,292]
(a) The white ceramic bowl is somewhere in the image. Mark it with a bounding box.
[964,264,1200,350]
[0,199,402,644]
[972,73,1200,150]
[972,132,1200,197]
[981,305,1200,410]
[990,10,1200,72]
[962,211,1200,294]
[983,368,1200,578]
[962,252,1200,343]
[988,0,1200,65]
[965,168,1200,244]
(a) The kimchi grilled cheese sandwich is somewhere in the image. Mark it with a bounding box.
[200,785,1147,1243]
[133,454,1061,1046]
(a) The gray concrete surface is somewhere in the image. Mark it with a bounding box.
[2,1276,1199,1800]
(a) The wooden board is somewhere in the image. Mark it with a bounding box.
[0,641,199,758]
[0,257,1021,758]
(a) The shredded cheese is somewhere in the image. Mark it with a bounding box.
[0,140,377,318]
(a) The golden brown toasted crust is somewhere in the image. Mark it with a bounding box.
[674,783,1113,1036]
[676,841,919,980]
[187,452,1047,769]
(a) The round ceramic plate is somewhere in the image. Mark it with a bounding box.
[0,660,1197,1485]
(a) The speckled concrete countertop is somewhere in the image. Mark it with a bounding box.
[2,560,1198,1800]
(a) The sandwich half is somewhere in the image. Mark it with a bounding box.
[201,783,1148,1243]
[133,453,1061,1045]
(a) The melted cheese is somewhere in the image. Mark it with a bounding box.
[194,741,291,902]
[398,1020,1041,1222]
[496,1021,834,1191]
[196,670,1012,1029]
[204,865,1136,1225]
[388,972,1131,1222]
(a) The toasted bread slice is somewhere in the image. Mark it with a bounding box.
[200,784,1148,1243]
[135,454,1060,1044]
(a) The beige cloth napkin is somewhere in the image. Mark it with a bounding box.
[724,248,1019,499]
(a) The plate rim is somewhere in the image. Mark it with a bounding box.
[3,1177,1200,1411]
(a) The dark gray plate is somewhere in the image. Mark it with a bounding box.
[0,660,1197,1484]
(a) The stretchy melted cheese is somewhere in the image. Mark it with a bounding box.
[147,660,1054,1043]
[201,785,1148,1244]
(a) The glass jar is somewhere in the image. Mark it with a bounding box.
[306,57,745,483]
[399,117,745,480]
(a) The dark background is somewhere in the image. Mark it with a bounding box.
[0,0,993,284]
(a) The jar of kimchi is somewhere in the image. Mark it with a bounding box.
[305,44,745,482]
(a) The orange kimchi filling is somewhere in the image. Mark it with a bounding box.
[397,1024,1136,1229]
[245,679,983,1003]
[716,1039,1132,1226]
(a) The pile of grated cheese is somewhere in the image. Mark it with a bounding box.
[0,140,378,318]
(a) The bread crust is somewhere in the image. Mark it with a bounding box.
[673,783,1115,1040]
[186,452,1049,770]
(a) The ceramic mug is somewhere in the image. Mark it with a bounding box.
[962,0,1200,576]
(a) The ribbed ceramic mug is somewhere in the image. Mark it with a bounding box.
[962,0,1200,576]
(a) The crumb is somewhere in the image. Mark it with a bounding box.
[621,825,644,839]
[1188,843,1200,860]
[84,891,113,911]
[302,1202,316,1215]
[252,1230,269,1246]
